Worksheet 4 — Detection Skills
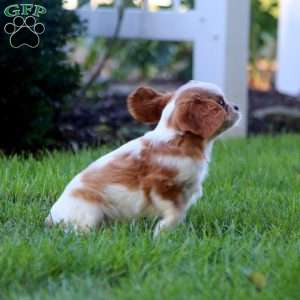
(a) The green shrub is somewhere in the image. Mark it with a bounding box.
[250,0,278,63]
[0,0,84,154]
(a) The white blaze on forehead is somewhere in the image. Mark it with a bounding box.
[144,97,178,143]
[175,80,225,98]
[157,97,176,128]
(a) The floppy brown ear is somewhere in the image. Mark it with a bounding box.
[174,98,226,139]
[127,86,172,123]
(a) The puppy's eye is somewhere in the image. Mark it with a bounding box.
[217,97,226,107]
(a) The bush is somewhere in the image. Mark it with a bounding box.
[0,0,84,154]
[250,0,278,63]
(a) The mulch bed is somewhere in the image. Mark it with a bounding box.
[58,87,300,149]
[248,89,300,134]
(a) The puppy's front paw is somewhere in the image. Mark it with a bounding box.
[44,214,53,227]
[153,222,162,238]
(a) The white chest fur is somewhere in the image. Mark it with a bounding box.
[153,140,213,207]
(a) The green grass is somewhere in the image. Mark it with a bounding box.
[1,135,300,300]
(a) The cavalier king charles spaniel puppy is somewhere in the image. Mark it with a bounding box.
[46,81,240,236]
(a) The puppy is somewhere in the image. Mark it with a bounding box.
[46,81,240,236]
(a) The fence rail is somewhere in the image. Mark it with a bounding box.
[75,0,250,136]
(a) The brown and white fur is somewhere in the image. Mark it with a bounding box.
[45,81,241,237]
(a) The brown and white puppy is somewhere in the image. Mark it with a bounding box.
[46,81,240,236]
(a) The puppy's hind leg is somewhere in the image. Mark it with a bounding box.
[48,191,106,232]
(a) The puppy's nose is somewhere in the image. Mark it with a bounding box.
[233,105,239,111]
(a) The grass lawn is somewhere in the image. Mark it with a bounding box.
[0,135,300,300]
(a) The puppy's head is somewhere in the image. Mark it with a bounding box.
[127,81,241,140]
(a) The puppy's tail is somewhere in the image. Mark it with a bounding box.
[45,213,54,227]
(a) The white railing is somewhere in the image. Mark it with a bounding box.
[276,0,300,97]
[74,0,250,136]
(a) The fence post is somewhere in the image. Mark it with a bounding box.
[193,0,250,136]
[276,0,300,96]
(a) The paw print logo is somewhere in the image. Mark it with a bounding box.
[4,16,45,48]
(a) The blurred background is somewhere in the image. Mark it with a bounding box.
[0,0,299,154]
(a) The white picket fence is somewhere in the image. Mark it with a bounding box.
[75,0,250,136]
[276,0,300,97]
